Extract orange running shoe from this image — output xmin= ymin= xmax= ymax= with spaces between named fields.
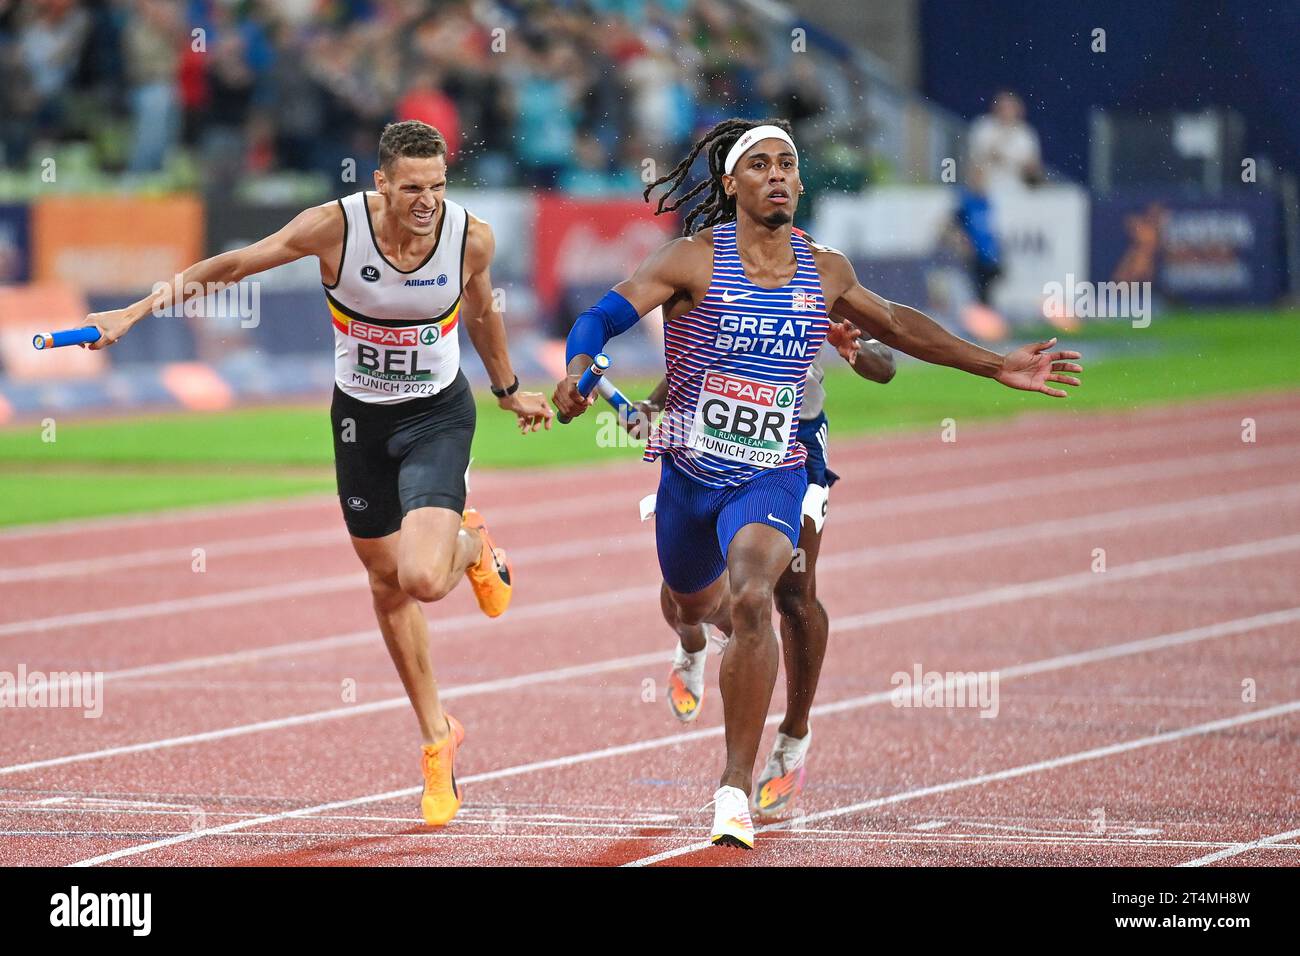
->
xmin=461 ymin=509 xmax=512 ymax=618
xmin=420 ymin=714 xmax=466 ymax=826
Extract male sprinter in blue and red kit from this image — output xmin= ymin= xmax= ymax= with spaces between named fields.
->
xmin=554 ymin=118 xmax=1082 ymax=850
xmin=632 ymin=315 xmax=895 ymax=822
xmin=83 ymin=121 xmax=551 ymax=828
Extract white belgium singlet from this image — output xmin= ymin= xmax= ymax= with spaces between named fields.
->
xmin=325 ymin=191 xmax=468 ymax=404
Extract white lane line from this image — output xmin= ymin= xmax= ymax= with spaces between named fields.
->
xmin=0 ymin=549 xmax=651 ymax=638
xmin=22 ymin=830 xmax=1300 ymax=850
xmin=1178 ymin=826 xmax=1300 ymax=867
xmin=6 ymin=435 xmax=1296 ymax=586
xmin=9 ymin=801 xmax=1294 ymax=852
xmin=0 ymin=522 xmax=648 ymax=585
xmin=26 ymin=831 xmax=1300 ymax=852
xmin=15 ymin=478 xmax=1294 ymax=697
xmin=3 ymin=804 xmax=1243 ymax=841
xmin=21 ymin=479 xmax=1299 ymax=692
xmin=65 ymin=609 xmax=1300 ymax=866
xmin=0 ymin=476 xmax=644 ymax=550
xmin=0 ymin=529 xmax=342 ymax=584
xmin=621 ymin=700 xmax=1300 ymax=866
xmin=2 ymin=808 xmax=682 ymax=828
xmin=0 ymin=574 xmax=366 ymax=638
xmin=30 ymin=830 xmax=685 ymax=844
xmin=4 ymin=439 xmax=1296 ymax=639
xmin=829 ymin=533 xmax=1300 ymax=634
xmin=0 ymin=647 xmax=666 ymax=778
xmin=81 ymin=630 xmax=383 ymax=685
xmin=830 ymin=442 xmax=1300 ymax=524
xmin=0 ymin=496 xmax=335 ymax=541
xmin=821 ymin=481 xmax=1300 ymax=572
xmin=8 ymin=528 xmax=1300 ymax=779
xmin=827 ymin=408 xmax=1300 ymax=476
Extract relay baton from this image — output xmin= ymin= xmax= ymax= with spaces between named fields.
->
xmin=595 ymin=375 xmax=649 ymax=432
xmin=33 ymin=327 xmax=101 ymax=350
xmin=592 ymin=375 xmax=658 ymax=521
xmin=557 ymin=352 xmax=611 ymax=424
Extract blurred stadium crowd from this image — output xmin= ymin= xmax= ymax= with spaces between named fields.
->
xmin=0 ymin=0 xmax=861 ymax=193
xmin=0 ymin=0 xmax=1290 ymax=424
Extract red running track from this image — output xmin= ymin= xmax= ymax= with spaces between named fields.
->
xmin=0 ymin=392 xmax=1298 ymax=867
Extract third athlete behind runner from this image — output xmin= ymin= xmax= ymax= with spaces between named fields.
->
xmin=554 ymin=117 xmax=1082 ymax=850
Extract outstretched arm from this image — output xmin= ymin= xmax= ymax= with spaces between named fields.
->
xmin=461 ymin=219 xmax=552 ymax=433
xmin=822 ymin=253 xmax=1081 ymax=397
xmin=85 ymin=202 xmax=342 ymax=349
xmin=553 ymin=235 xmax=702 ymax=420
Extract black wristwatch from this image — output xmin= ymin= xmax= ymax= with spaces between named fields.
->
xmin=490 ymin=375 xmax=519 ymax=399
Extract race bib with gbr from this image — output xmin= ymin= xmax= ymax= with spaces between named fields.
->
xmin=687 ymin=371 xmax=797 ymax=468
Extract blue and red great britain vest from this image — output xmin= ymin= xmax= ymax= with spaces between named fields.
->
xmin=644 ymin=222 xmax=830 ymax=488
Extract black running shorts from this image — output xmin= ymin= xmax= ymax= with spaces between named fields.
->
xmin=330 ymin=370 xmax=476 ymax=538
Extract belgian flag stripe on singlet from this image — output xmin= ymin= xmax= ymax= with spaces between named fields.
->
xmin=326 ymin=289 xmax=462 ymax=333
xmin=326 ymin=192 xmax=468 ymax=404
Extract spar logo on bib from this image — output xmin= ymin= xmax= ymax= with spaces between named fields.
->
xmin=689 ymin=371 xmax=797 ymax=461
xmin=348 ymin=320 xmax=438 ymax=347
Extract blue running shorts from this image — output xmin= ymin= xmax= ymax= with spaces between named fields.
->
xmin=655 ymin=453 xmax=808 ymax=595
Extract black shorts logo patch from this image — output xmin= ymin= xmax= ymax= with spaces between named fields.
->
xmin=346 ymin=496 xmax=368 ymax=511
xmin=360 ymin=265 xmax=381 ymax=282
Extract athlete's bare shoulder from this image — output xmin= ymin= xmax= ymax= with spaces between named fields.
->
xmin=222 ymin=198 xmax=345 ymax=286
xmin=611 ymin=227 xmax=712 ymax=313
xmin=647 ymin=229 xmax=713 ymax=288
xmin=807 ymin=240 xmax=856 ymax=301
xmin=284 ymin=199 xmax=346 ymax=259
xmin=464 ymin=211 xmax=495 ymax=274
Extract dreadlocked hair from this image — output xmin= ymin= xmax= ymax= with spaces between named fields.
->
xmin=643 ymin=117 xmax=795 ymax=236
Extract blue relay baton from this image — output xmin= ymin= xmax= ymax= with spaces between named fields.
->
xmin=595 ymin=375 xmax=649 ymax=433
xmin=557 ymin=352 xmax=611 ymax=424
xmin=33 ymin=327 xmax=102 ymax=350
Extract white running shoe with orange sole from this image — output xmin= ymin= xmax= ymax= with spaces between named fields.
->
xmin=752 ymin=727 xmax=812 ymax=818
xmin=667 ymin=639 xmax=708 ymax=722
xmin=709 ymin=785 xmax=755 ymax=849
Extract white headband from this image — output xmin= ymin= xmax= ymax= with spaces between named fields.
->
xmin=723 ymin=125 xmax=798 ymax=175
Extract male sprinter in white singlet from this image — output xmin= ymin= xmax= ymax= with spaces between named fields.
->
xmin=555 ymin=117 xmax=1082 ymax=850
xmin=85 ymin=121 xmax=551 ymax=828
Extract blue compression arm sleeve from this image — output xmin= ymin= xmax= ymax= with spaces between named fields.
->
xmin=566 ymin=290 xmax=640 ymax=363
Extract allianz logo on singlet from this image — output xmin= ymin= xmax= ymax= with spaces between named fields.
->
xmin=404 ymin=274 xmax=449 ymax=287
